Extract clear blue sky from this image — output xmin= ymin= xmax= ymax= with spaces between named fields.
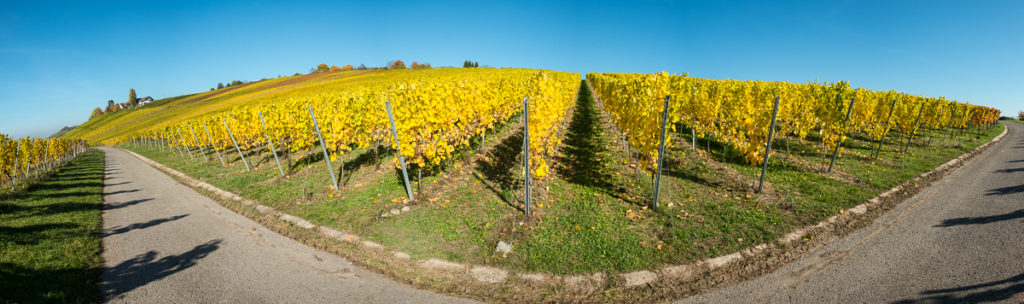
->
xmin=2 ymin=0 xmax=1021 ymax=138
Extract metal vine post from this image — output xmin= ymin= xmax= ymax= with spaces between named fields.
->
xmin=758 ymin=97 xmax=780 ymax=193
xmin=651 ymin=95 xmax=671 ymax=209
xmin=522 ymin=97 xmax=531 ymax=217
xmin=189 ymin=126 xmax=206 ymax=161
xmin=385 ymin=100 xmax=414 ymax=201
xmin=177 ymin=128 xmax=194 ymax=160
xmin=827 ymin=98 xmax=856 ymax=173
xmin=259 ymin=112 xmax=286 ymax=177
xmin=222 ymin=119 xmax=250 ymax=171
xmin=308 ymin=107 xmax=339 ymax=190
xmin=203 ymin=122 xmax=226 ymax=166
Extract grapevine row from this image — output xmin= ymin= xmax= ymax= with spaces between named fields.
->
xmin=118 ymin=68 xmax=580 ymax=179
xmin=0 ymin=135 xmax=89 ymax=190
xmin=587 ymin=72 xmax=1000 ymax=170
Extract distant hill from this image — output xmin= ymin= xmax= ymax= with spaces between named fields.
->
xmin=49 ymin=125 xmax=77 ymax=138
xmin=60 ymin=69 xmax=377 ymax=145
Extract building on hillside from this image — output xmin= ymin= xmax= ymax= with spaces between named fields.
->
xmin=137 ymin=96 xmax=154 ymax=106
xmin=118 ymin=102 xmax=130 ymax=110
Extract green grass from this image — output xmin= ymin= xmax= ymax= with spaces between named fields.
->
xmin=0 ymin=149 xmax=105 ymax=303
xmin=118 ymin=82 xmax=1004 ymax=276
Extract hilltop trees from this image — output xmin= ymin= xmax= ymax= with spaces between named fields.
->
xmin=90 ymin=107 xmax=102 ymax=119
xmin=128 ymin=88 xmax=137 ymax=107
xmin=463 ymin=60 xmax=479 ymax=68
xmin=314 ymin=63 xmax=330 ymax=73
xmin=410 ymin=61 xmax=431 ymax=69
xmin=389 ymin=60 xmax=407 ymax=70
xmin=312 ymin=63 xmax=363 ymax=73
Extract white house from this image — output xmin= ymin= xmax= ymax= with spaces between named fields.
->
xmin=137 ymin=96 xmax=154 ymax=106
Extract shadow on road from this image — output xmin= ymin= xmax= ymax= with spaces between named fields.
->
xmin=104 ymin=181 xmax=132 ymax=187
xmin=892 ymin=272 xmax=1024 ymax=303
xmin=985 ymin=184 xmax=1024 ymax=196
xmin=101 ymin=239 xmax=223 ymax=301
xmin=102 ymin=214 xmax=190 ymax=237
xmin=102 ymin=189 xmax=140 ymax=196
xmin=103 ymin=198 xmax=154 ymax=211
xmin=994 ymin=167 xmax=1024 ymax=174
xmin=935 ymin=209 xmax=1024 ymax=227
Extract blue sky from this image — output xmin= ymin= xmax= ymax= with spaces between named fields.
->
xmin=1 ymin=0 xmax=1021 ymax=138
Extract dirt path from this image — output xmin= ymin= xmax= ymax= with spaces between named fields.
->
xmin=98 ymin=147 xmax=477 ymax=303
xmin=677 ymin=121 xmax=1024 ymax=303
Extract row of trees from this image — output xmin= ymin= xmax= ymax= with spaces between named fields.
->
xmin=387 ymin=60 xmax=433 ymax=70
xmin=214 ymin=80 xmax=245 ymax=90
xmin=313 ymin=60 xmax=435 ymax=73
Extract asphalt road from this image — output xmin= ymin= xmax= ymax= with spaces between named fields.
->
xmin=679 ymin=121 xmax=1024 ymax=303
xmin=98 ymin=147 xmax=477 ymax=303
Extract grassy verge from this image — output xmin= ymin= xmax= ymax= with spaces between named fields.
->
xmin=0 ymin=149 xmax=105 ymax=303
xmin=120 ymin=84 xmax=1003 ymax=276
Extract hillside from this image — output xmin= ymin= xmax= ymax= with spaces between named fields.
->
xmin=48 ymin=125 xmax=76 ymax=138
xmin=61 ymin=70 xmax=379 ymax=145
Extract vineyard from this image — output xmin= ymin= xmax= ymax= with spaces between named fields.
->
xmin=588 ymin=72 xmax=1000 ymax=171
xmin=62 ymin=69 xmax=378 ymax=145
xmin=0 ymin=135 xmax=88 ymax=192
xmin=115 ymin=68 xmax=579 ymax=186
xmin=101 ymin=68 xmax=1005 ymax=281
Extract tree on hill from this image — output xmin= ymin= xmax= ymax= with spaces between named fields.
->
xmin=463 ymin=60 xmax=479 ymax=68
xmin=90 ymin=107 xmax=103 ymax=119
xmin=330 ymin=65 xmax=341 ymax=72
xmin=314 ymin=63 xmax=330 ymax=73
xmin=217 ymin=82 xmax=224 ymax=89
xmin=106 ymin=99 xmax=116 ymax=113
xmin=389 ymin=60 xmax=406 ymax=70
xmin=341 ymin=64 xmax=353 ymax=71
xmin=357 ymin=64 xmax=367 ymax=70
xmin=128 ymin=88 xmax=137 ymax=107
xmin=230 ymin=80 xmax=243 ymax=86
xmin=411 ymin=61 xmax=431 ymax=69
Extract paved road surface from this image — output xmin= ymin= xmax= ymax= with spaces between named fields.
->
xmin=99 ymin=147 xmax=476 ymax=303
xmin=679 ymin=121 xmax=1024 ymax=303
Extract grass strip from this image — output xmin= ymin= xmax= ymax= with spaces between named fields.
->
xmin=1 ymin=149 xmax=105 ymax=303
